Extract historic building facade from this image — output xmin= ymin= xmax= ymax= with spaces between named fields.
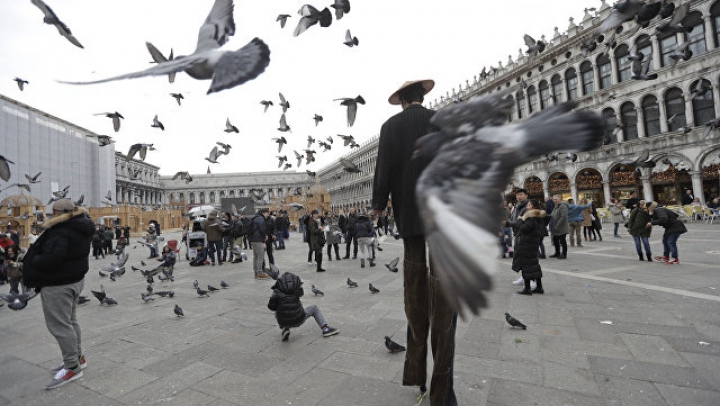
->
xmin=317 ymin=136 xmax=379 ymax=213
xmin=430 ymin=0 xmax=720 ymax=207
xmin=115 ymin=151 xmax=163 ymax=206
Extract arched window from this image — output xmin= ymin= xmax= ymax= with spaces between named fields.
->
xmin=209 ymin=191 xmax=216 ymax=203
xmin=179 ymin=192 xmax=184 ymax=201
xmin=580 ymin=61 xmax=594 ymax=94
xmin=636 ymin=35 xmax=654 ymax=72
xmin=565 ymin=68 xmax=578 ymax=100
xmin=659 ymin=34 xmax=677 ymax=67
xmin=551 ymin=74 xmax=563 ymax=103
xmin=683 ymin=11 xmax=707 ymax=56
xmin=602 ymin=108 xmax=618 ymax=143
xmin=642 ymin=95 xmax=661 ymax=136
xmin=615 ymin=44 xmax=631 ymax=82
xmin=621 ymin=102 xmax=638 ymax=140
xmin=516 ymin=90 xmax=526 ymax=119
xmin=199 ymin=192 xmax=206 ymax=204
xmin=229 ymin=190 xmax=235 ymax=198
xmin=527 ymin=86 xmax=537 ymax=113
xmin=692 ymin=79 xmax=716 ymax=124
xmin=539 ymin=80 xmax=551 ymax=109
xmin=713 ymin=1 xmax=720 ymax=47
xmin=664 ymin=88 xmax=686 ymax=131
xmin=189 ymin=192 xmax=195 ymax=204
xmin=597 ymin=53 xmax=612 ymax=89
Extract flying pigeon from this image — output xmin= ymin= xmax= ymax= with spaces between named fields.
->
xmin=369 ymin=283 xmax=380 ymax=293
xmin=30 ymin=0 xmax=83 ymax=48
xmin=385 ymin=257 xmax=399 ymax=273
xmin=565 ymin=152 xmax=578 ymax=162
xmin=311 ymin=284 xmax=324 ymax=296
xmin=288 ymin=202 xmax=304 ymax=211
xmin=127 ymin=143 xmax=155 ymax=161
xmin=1 ymin=183 xmax=31 ymax=193
xmin=129 ymin=169 xmax=142 ymax=180
xmin=343 ymin=29 xmax=358 ymax=47
xmin=347 ymin=278 xmax=358 ymax=288
xmin=93 ymin=134 xmax=113 ymax=147
xmin=656 ymin=2 xmax=692 ymax=35
xmin=174 ymin=304 xmax=184 ymax=317
xmin=330 ymin=0 xmax=351 ymax=20
xmin=147 ymin=44 xmax=176 ymax=83
xmin=276 ymin=155 xmax=288 ymax=168
xmin=59 ymin=0 xmax=271 ymax=94
xmin=170 ymin=93 xmax=184 ymax=105
xmin=659 ymin=0 xmax=675 ymax=19
xmin=413 ymin=92 xmax=604 ymax=315
xmin=313 ymin=114 xmax=323 ymax=126
xmin=0 ymin=155 xmax=15 ymax=182
xmin=523 ymin=34 xmax=545 ymax=64
xmin=306 ymin=136 xmax=316 ymax=148
xmin=631 ymin=54 xmax=657 ymax=81
xmin=334 ymin=96 xmax=365 ymax=127
xmin=278 ymin=113 xmax=291 ymax=132
xmin=172 ymin=171 xmax=193 ymax=183
xmin=318 ymin=141 xmax=331 ymax=152
xmin=304 ymin=149 xmax=317 ymax=165
xmin=339 ymin=158 xmax=361 ymax=173
xmin=293 ymin=4 xmax=333 ymax=37
xmin=689 ymin=80 xmax=711 ymax=100
xmin=337 ymin=134 xmax=354 ymax=146
xmin=384 ymin=336 xmax=406 ymax=353
xmin=619 ymin=149 xmax=655 ymax=168
xmin=668 ymin=40 xmax=694 ymax=70
xmin=260 ymin=100 xmax=273 ymax=112
xmin=278 ymin=92 xmax=291 ymax=112
xmin=505 ymin=312 xmax=527 ymax=330
xmin=277 ymin=14 xmax=291 ymax=28
xmin=306 ymin=170 xmax=316 ymax=178
xmin=224 ymin=118 xmax=239 ymax=133
xmin=151 ymin=115 xmax=165 ymax=131
xmin=95 ymin=112 xmax=124 ymax=132
xmin=0 ymin=290 xmax=38 ymax=311
xmin=206 ymin=146 xmax=222 ymax=163
xmin=273 ymin=137 xmax=287 ymax=152
xmin=13 ymin=77 xmax=29 ymax=91
xmin=596 ymin=0 xmax=646 ymax=35
xmin=294 ymin=150 xmax=304 ymax=167
xmin=703 ymin=118 xmax=720 ymax=139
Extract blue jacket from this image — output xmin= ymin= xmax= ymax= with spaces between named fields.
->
xmin=567 ymin=203 xmax=592 ymax=223
xmin=249 ymin=213 xmax=269 ymax=243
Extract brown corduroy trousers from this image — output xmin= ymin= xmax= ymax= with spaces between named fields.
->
xmin=402 ymin=236 xmax=458 ymax=406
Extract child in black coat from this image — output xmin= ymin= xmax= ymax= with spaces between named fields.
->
xmin=268 ymin=271 xmax=339 ymax=341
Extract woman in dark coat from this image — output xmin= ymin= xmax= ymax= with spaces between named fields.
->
xmin=509 ymin=200 xmax=546 ymax=295
xmin=627 ymin=200 xmax=653 ymax=261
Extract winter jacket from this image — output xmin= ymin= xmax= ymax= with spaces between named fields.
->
xmin=372 ymin=104 xmax=436 ymax=238
xmin=275 ymin=215 xmax=289 ymax=233
xmin=345 ymin=212 xmax=359 ymax=235
xmin=240 ymin=216 xmax=251 ymax=236
xmin=581 ymin=208 xmax=594 ymax=227
xmin=249 ymin=213 xmax=269 ymax=243
xmin=355 ymin=215 xmax=374 ymax=238
xmin=3 ymin=251 xmax=24 ymax=279
xmin=550 ymin=202 xmax=569 ymax=236
xmin=324 ymin=216 xmax=342 ymax=245
xmin=23 ymin=207 xmax=94 ymax=289
xmin=103 ymin=228 xmax=114 ymax=242
xmin=338 ymin=215 xmax=347 ymax=233
xmin=651 ymin=207 xmax=688 ymax=238
xmin=567 ymin=203 xmax=592 ymax=223
xmin=268 ymin=272 xmax=307 ymax=328
xmin=203 ymin=213 xmax=226 ymax=242
xmin=510 ymin=199 xmax=529 ymax=222
xmin=308 ymin=217 xmax=325 ymax=250
xmin=627 ymin=207 xmax=652 ymax=238
xmin=608 ymin=203 xmax=625 ymax=224
xmin=511 ymin=209 xmax=545 ymax=280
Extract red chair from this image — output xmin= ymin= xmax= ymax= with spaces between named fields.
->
xmin=167 ymin=239 xmax=180 ymax=257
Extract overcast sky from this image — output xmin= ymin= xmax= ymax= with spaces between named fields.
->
xmin=1 ymin=0 xmax=597 ymax=176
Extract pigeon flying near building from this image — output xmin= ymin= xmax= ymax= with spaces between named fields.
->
xmin=127 ymin=143 xmax=155 ymax=161
xmin=59 ymin=0 xmax=271 ymax=94
xmin=95 ymin=112 xmax=124 ymax=132
xmin=30 ymin=0 xmax=84 ymax=48
xmin=13 ymin=78 xmax=29 ymax=91
xmin=334 ymin=96 xmax=365 ymax=127
xmin=413 ymin=92 xmax=605 ymax=315
xmin=339 ymin=158 xmax=361 ymax=173
xmin=172 ymin=171 xmax=193 ymax=183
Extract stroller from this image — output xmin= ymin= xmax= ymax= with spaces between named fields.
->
xmin=186 ymin=218 xmax=207 ymax=261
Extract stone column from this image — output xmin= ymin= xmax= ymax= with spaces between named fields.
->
xmin=684 ymin=97 xmax=695 ymax=125
xmin=690 ymin=171 xmax=705 ymax=206
xmin=570 ymin=182 xmax=578 ymax=202
xmin=650 ymin=35 xmax=662 ymax=72
xmin=603 ymin=181 xmax=612 ymax=203
xmin=658 ymin=98 xmax=669 ymax=133
xmin=609 ymin=49 xmax=619 ymax=84
xmin=636 ymin=106 xmax=647 ymax=138
xmin=641 ymin=175 xmax=653 ymax=202
xmin=704 ymin=16 xmax=715 ymax=52
xmin=543 ymin=179 xmax=550 ymax=200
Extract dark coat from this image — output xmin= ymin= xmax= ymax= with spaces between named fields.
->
xmin=550 ymin=202 xmax=569 ymax=236
xmin=627 ymin=207 xmax=652 ymax=238
xmin=275 ymin=215 xmax=289 ymax=232
xmin=355 ymin=215 xmax=374 ymax=238
xmin=249 ymin=213 xmax=269 ymax=243
xmin=345 ymin=212 xmax=358 ymax=235
xmin=372 ymin=104 xmax=436 ymax=238
xmin=308 ymin=217 xmax=325 ymax=250
xmin=268 ymin=272 xmax=307 ymax=328
xmin=338 ymin=215 xmax=347 ymax=233
xmin=651 ymin=207 xmax=687 ymax=238
xmin=23 ymin=207 xmax=94 ymax=289
xmin=203 ymin=213 xmax=225 ymax=242
xmin=511 ymin=209 xmax=545 ymax=281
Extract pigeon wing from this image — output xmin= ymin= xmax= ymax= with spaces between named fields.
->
xmin=668 ymin=2 xmax=689 ymax=26
xmin=139 ymin=145 xmax=148 ymax=161
xmin=147 ymin=42 xmax=168 ymax=63
xmin=195 ymin=0 xmax=236 ymax=52
xmin=207 ymin=38 xmax=271 ymax=94
xmin=523 ymin=34 xmax=536 ymax=48
xmin=347 ymin=103 xmax=357 ymax=127
xmin=339 ymin=158 xmax=359 ymax=172
xmin=127 ymin=144 xmax=140 ymax=161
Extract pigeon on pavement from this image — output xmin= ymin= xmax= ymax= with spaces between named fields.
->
xmin=311 ymin=284 xmax=324 ymax=296
xmin=207 ymin=285 xmax=219 ymax=292
xmin=369 ymin=283 xmax=380 ymax=293
xmin=174 ymin=304 xmax=184 ymax=317
xmin=384 ymin=336 xmax=406 ymax=353
xmin=197 ymin=287 xmax=210 ymax=297
xmin=221 ymin=281 xmax=229 ymax=288
xmin=347 ymin=278 xmax=358 ymax=288
xmin=505 ymin=312 xmax=527 ymax=330
xmin=385 ymin=257 xmax=399 ymax=273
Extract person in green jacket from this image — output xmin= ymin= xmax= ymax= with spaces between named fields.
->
xmin=627 ymin=200 xmax=652 ymax=261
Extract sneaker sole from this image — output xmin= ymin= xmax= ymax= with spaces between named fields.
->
xmin=46 ymin=370 xmax=83 ymax=389
xmin=322 ymin=330 xmax=339 ymax=337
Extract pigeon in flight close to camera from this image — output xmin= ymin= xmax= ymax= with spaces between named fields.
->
xmin=0 ymin=156 xmax=15 ymax=182
xmin=172 ymin=171 xmax=193 ymax=183
xmin=30 ymin=0 xmax=84 ymax=48
xmin=330 ymin=0 xmax=351 ymax=20
xmin=335 ymin=96 xmax=365 ymax=127
xmin=293 ymin=4 xmax=333 ymax=37
xmin=59 ymin=0 xmax=271 ymax=94
xmin=127 ymin=143 xmax=155 ymax=162
xmin=339 ymin=158 xmax=361 ymax=173
xmin=413 ymin=92 xmax=604 ymax=315
xmin=147 ymin=44 xmax=176 ymax=83
xmin=385 ymin=257 xmax=399 ymax=273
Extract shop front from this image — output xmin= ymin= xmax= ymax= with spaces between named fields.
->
xmin=575 ymin=169 xmax=605 ymax=207
xmin=701 ymin=152 xmax=720 ymax=201
xmin=524 ymin=176 xmax=544 ymax=201
xmin=548 ymin=172 xmax=571 ymax=201
xmin=650 ymin=158 xmax=692 ymax=205
xmin=609 ymin=164 xmax=641 ymax=207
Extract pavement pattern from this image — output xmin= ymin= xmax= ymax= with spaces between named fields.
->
xmin=1 ymin=221 xmax=719 ymax=406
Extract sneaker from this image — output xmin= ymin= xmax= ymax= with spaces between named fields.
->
xmin=512 ymin=276 xmax=524 ymax=286
xmin=45 ymin=367 xmax=83 ymax=389
xmin=254 ymin=273 xmax=270 ymax=280
xmin=665 ymin=258 xmax=680 ymax=265
xmin=281 ymin=328 xmax=290 ymax=341
xmin=322 ymin=326 xmax=339 ymax=337
xmin=654 ymin=256 xmax=669 ymax=262
xmin=52 ymin=355 xmax=87 ymax=373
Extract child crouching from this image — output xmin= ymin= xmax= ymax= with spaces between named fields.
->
xmin=268 ymin=271 xmax=339 ymax=341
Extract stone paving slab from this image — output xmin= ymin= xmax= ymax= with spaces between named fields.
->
xmin=1 ymin=223 xmax=719 ymax=405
